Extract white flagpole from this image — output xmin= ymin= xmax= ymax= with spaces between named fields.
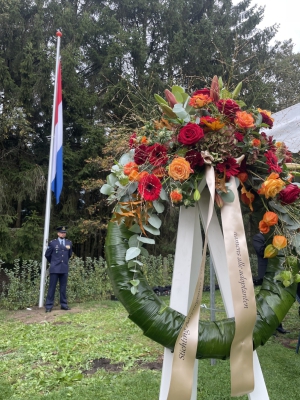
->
xmin=39 ymin=31 xmax=62 ymax=308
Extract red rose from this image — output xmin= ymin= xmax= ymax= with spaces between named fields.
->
xmin=185 ymin=149 xmax=204 ymax=169
xmin=147 ymin=144 xmax=168 ymax=166
xmin=279 ymin=184 xmax=300 ymax=204
xmin=134 ymin=144 xmax=149 ymax=165
xmin=216 ymin=99 xmax=240 ymax=120
xmin=178 ymin=123 xmax=204 ymax=145
xmin=191 ymin=88 xmax=210 ymax=97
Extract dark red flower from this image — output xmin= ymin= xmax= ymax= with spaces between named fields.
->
xmin=265 ymin=150 xmax=282 ymax=173
xmin=185 ymin=150 xmax=204 ymax=169
xmin=147 ymin=144 xmax=168 ymax=166
xmin=138 ymin=174 xmax=162 ymax=201
xmin=178 ymin=123 xmax=204 ymax=145
xmin=191 ymin=88 xmax=210 ymax=97
xmin=279 ymin=184 xmax=300 ymax=204
xmin=260 ymin=111 xmax=274 ymax=128
xmin=234 ymin=132 xmax=244 ymax=142
xmin=129 ymin=132 xmax=137 ymax=148
xmin=261 ymin=132 xmax=276 ymax=152
xmin=134 ymin=144 xmax=149 ymax=165
xmin=216 ymin=99 xmax=240 ymax=120
xmin=216 ymin=157 xmax=240 ymax=178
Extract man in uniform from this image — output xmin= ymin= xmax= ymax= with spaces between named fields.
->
xmin=45 ymin=226 xmax=72 ymax=312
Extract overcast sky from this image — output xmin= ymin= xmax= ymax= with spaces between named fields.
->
xmin=232 ymin=0 xmax=300 ymax=52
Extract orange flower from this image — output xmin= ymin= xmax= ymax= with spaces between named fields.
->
xmin=124 ymin=162 xmax=139 ymax=176
xmin=262 ymin=211 xmax=278 ymax=226
xmin=129 ymin=170 xmax=149 ymax=182
xmin=170 ymin=190 xmax=183 ymax=203
xmin=258 ymin=220 xmax=270 ymax=234
xmin=168 ymin=157 xmax=193 ymax=181
xmin=152 ymin=167 xmax=166 ymax=180
xmin=235 ymin=111 xmax=255 ymax=129
xmin=237 ymin=172 xmax=248 ymax=183
xmin=273 ymin=235 xmax=287 ymax=250
xmin=200 ymin=116 xmax=225 ymax=131
xmin=189 ymin=94 xmax=213 ymax=108
xmin=252 ymin=138 xmax=261 ymax=147
xmin=258 ymin=174 xmax=285 ymax=199
xmin=264 ymin=244 xmax=278 ymax=258
xmin=140 ymin=136 xmax=148 ymax=144
xmin=275 ymin=141 xmax=282 ymax=148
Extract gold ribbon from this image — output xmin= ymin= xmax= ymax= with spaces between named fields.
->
xmin=220 ymin=177 xmax=257 ymax=396
xmin=167 ymin=166 xmax=215 ymax=400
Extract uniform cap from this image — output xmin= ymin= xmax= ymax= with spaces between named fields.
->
xmin=57 ymin=226 xmax=67 ymax=233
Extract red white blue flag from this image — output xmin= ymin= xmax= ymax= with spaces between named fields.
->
xmin=51 ymin=60 xmax=63 ymax=203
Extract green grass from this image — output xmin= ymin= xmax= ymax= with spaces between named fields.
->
xmin=0 ymin=292 xmax=300 ymax=399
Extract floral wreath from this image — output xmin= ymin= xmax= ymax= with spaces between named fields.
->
xmin=102 ymin=76 xmax=300 ymax=361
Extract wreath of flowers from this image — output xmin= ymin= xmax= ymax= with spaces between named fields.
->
xmin=102 ymin=76 xmax=300 ymax=358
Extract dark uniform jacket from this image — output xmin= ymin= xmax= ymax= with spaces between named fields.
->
xmin=45 ymin=239 xmax=72 ymax=274
xmin=252 ymin=232 xmax=268 ymax=279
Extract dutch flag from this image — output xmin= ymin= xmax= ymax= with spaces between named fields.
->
xmin=51 ymin=60 xmax=63 ymax=204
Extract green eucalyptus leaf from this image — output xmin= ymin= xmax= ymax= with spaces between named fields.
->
xmin=153 ymin=200 xmax=165 ymax=213
xmin=100 ymin=184 xmax=113 ymax=195
xmin=128 ymin=234 xmax=139 ymax=247
xmin=219 ymin=189 xmax=234 ymax=203
xmin=159 ymin=187 xmax=169 ymax=201
xmin=129 ymin=224 xmax=142 ymax=233
xmin=137 ymin=236 xmax=155 ymax=244
xmin=119 ymin=150 xmax=134 ymax=165
xmin=148 ymin=214 xmax=162 ymax=229
xmin=143 ymin=225 xmax=160 ymax=235
xmin=131 ymin=286 xmax=139 ymax=295
xmin=125 ymin=247 xmax=141 ymax=261
xmin=140 ymin=247 xmax=149 ymax=257
xmin=107 ymin=173 xmax=118 ymax=187
xmin=269 ymin=200 xmax=287 ymax=214
xmin=173 ymin=104 xmax=190 ymax=121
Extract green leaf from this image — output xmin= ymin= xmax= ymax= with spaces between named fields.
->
xmin=172 ymin=85 xmax=185 ymax=93
xmin=255 ymin=113 xmax=263 ymax=126
xmin=107 ymin=173 xmax=118 ymax=187
xmin=173 ymin=104 xmax=190 ymax=121
xmin=100 ymin=184 xmax=113 ymax=195
xmin=119 ymin=151 xmax=134 ymax=165
xmin=269 ymin=200 xmax=287 ymax=214
xmin=143 ymin=225 xmax=160 ymax=235
xmin=159 ymin=187 xmax=169 ymax=201
xmin=140 ymin=247 xmax=149 ymax=257
xmin=137 ymin=236 xmax=155 ymax=244
xmin=128 ymin=234 xmax=139 ymax=247
xmin=130 ymin=279 xmax=140 ymax=286
xmin=160 ymin=104 xmax=177 ymax=119
xmin=173 ymin=91 xmax=183 ymax=103
xmin=154 ymin=94 xmax=168 ymax=105
xmin=131 ymin=286 xmax=139 ymax=295
xmin=125 ymin=247 xmax=141 ymax=261
xmin=153 ymin=200 xmax=165 ymax=213
xmin=129 ymin=224 xmax=142 ymax=233
xmin=148 ymin=214 xmax=162 ymax=229
xmin=231 ymin=81 xmax=242 ymax=99
xmin=220 ymin=88 xmax=232 ymax=99
xmin=219 ymin=189 xmax=234 ymax=203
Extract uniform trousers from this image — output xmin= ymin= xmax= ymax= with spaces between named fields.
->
xmin=45 ymin=273 xmax=68 ymax=309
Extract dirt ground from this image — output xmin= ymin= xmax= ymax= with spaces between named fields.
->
xmin=8 ymin=305 xmax=85 ymax=324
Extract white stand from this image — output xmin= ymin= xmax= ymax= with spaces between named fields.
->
xmin=159 ymin=188 xmax=269 ymax=400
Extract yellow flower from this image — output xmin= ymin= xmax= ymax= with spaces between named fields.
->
xmin=258 ymin=173 xmax=285 ymax=199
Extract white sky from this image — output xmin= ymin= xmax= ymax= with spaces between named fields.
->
xmin=232 ymin=0 xmax=300 ymax=53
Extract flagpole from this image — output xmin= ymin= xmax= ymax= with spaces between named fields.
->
xmin=39 ymin=31 xmax=62 ymax=308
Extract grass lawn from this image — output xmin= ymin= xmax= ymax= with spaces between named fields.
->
xmin=1 ymin=291 xmax=300 ymax=399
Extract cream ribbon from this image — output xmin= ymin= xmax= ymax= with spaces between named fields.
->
xmin=167 ymin=165 xmax=215 ymax=400
xmin=220 ymin=177 xmax=257 ymax=396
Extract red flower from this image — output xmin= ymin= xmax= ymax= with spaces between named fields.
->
xmin=191 ymin=88 xmax=210 ymax=97
xmin=265 ymin=150 xmax=282 ymax=173
xmin=258 ymin=109 xmax=274 ymax=128
xmin=129 ymin=133 xmax=137 ymax=148
xmin=134 ymin=144 xmax=149 ymax=165
xmin=178 ymin=123 xmax=204 ymax=145
xmin=138 ymin=174 xmax=162 ymax=201
xmin=234 ymin=132 xmax=244 ymax=142
xmin=216 ymin=99 xmax=240 ymax=120
xmin=147 ymin=144 xmax=168 ymax=166
xmin=185 ymin=149 xmax=204 ymax=169
xmin=279 ymin=184 xmax=300 ymax=204
xmin=216 ymin=157 xmax=240 ymax=178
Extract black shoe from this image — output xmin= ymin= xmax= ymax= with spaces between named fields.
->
xmin=45 ymin=308 xmax=52 ymax=313
xmin=61 ymin=306 xmax=71 ymax=310
xmin=276 ymin=326 xmax=290 ymax=334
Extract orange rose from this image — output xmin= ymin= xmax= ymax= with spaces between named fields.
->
xmin=273 ymin=235 xmax=287 ymax=250
xmin=264 ymin=244 xmax=278 ymax=258
xmin=168 ymin=157 xmax=193 ymax=181
xmin=263 ymin=211 xmax=278 ymax=226
xmin=258 ymin=220 xmax=270 ymax=234
xmin=152 ymin=167 xmax=166 ymax=180
xmin=170 ymin=190 xmax=183 ymax=203
xmin=189 ymin=94 xmax=213 ymax=108
xmin=258 ymin=175 xmax=285 ymax=199
xmin=235 ymin=111 xmax=255 ymax=129
xmin=252 ymin=138 xmax=261 ymax=147
xmin=124 ymin=162 xmax=139 ymax=176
